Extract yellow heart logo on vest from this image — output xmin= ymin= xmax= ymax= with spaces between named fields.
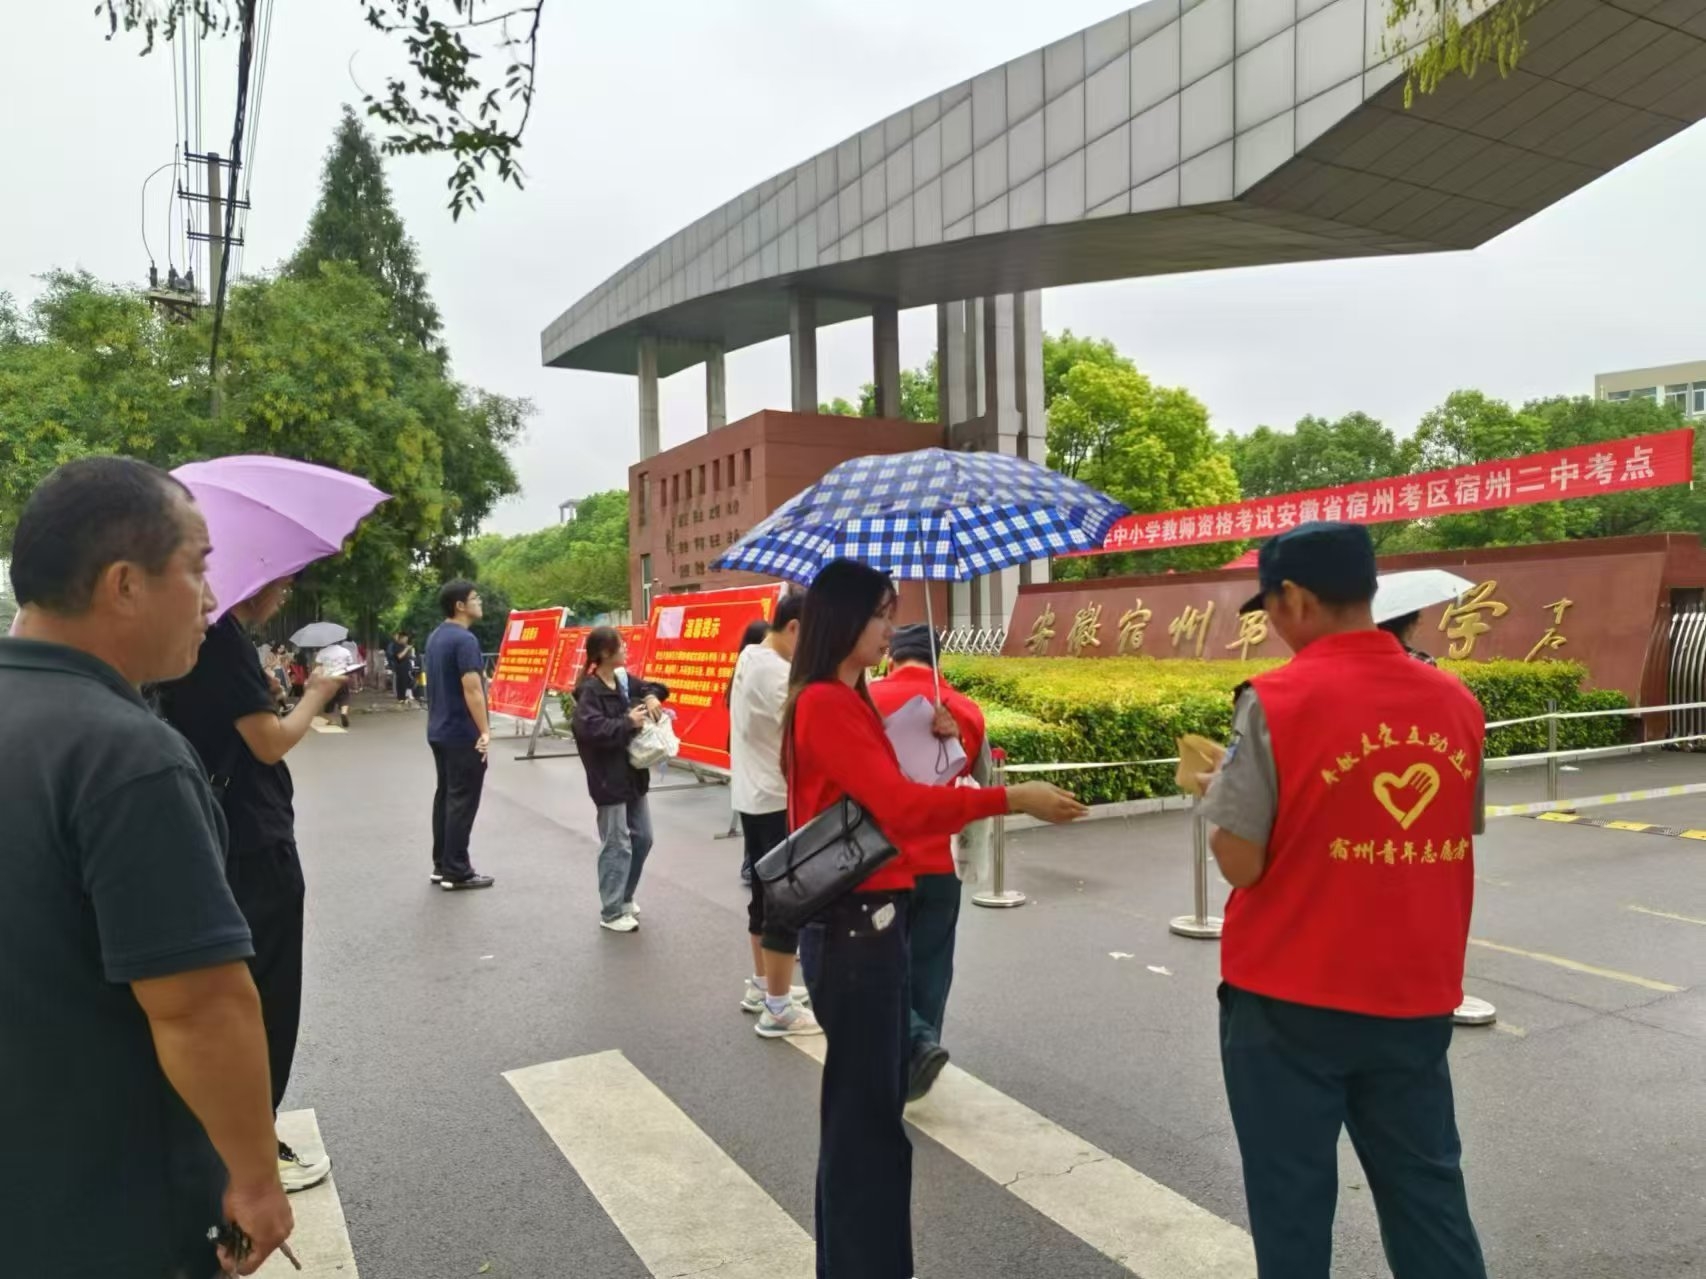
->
xmin=1372 ymin=763 xmax=1441 ymax=830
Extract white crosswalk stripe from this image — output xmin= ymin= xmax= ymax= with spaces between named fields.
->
xmin=787 ymin=1036 xmax=1255 ymax=1279
xmin=259 ymin=1108 xmax=359 ymax=1277
xmin=504 ymin=1050 xmax=816 ymax=1278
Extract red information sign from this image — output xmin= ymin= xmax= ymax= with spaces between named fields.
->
xmin=547 ymin=624 xmax=650 ymax=694
xmin=487 ymin=607 xmax=566 ymax=720
xmin=1094 ymin=428 xmax=1695 ymax=554
xmin=643 ymin=584 xmax=785 ymax=770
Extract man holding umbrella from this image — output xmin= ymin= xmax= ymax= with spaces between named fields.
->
xmin=160 ymin=455 xmax=386 ymax=1194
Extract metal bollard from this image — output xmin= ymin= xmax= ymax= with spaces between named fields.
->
xmin=972 ymin=749 xmax=1027 ymax=909
xmin=1168 ymin=801 xmax=1223 ymax=939
xmin=1545 ymin=698 xmax=1560 ymax=804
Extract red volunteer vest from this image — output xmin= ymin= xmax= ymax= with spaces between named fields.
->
xmin=1222 ymin=629 xmax=1484 ymax=1018
xmin=868 ymin=667 xmax=986 ymax=877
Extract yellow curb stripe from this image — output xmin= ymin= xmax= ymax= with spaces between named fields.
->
xmin=1603 ymin=820 xmax=1655 ymax=831
xmin=1468 ymin=938 xmax=1683 ymax=993
xmin=1628 ymin=904 xmax=1706 ymax=928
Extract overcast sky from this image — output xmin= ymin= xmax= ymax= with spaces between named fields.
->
xmin=4 ymin=1 xmax=1703 ymax=535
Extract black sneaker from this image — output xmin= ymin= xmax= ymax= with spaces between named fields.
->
xmin=441 ymin=873 xmax=495 ymax=891
xmin=907 ymin=1044 xmax=950 ymax=1103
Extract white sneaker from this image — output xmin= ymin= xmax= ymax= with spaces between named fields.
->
xmin=278 ymin=1140 xmax=331 ymax=1193
xmin=600 ymin=914 xmax=640 ymax=933
xmin=755 ymin=1002 xmax=823 ymax=1038
xmin=741 ymin=976 xmax=809 ymax=1013
xmin=623 ymin=901 xmax=641 ymax=918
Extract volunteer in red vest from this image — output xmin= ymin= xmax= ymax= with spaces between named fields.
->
xmin=869 ymin=623 xmax=987 ymax=1100
xmin=1201 ymin=522 xmax=1488 ymax=1279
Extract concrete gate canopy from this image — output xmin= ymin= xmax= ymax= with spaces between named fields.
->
xmin=542 ymin=0 xmax=1706 ymax=383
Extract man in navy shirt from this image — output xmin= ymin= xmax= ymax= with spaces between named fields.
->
xmin=426 ymin=580 xmax=494 ymax=889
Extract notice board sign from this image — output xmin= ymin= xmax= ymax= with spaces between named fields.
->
xmin=546 ymin=625 xmax=651 ymax=695
xmin=644 ymin=585 xmax=785 ymax=770
xmin=487 ymin=608 xmax=566 ymax=720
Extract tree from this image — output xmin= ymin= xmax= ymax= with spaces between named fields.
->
xmin=288 ymin=107 xmax=445 ymax=357
xmin=1042 ymin=330 xmax=1132 ymax=410
xmin=1384 ymin=0 xmax=1549 ymax=109
xmin=819 ymin=355 xmax=940 ymax=424
xmin=471 ymin=490 xmax=632 ymax=618
xmin=1225 ymin=412 xmax=1415 ymax=547
xmin=1046 ymin=359 xmax=1241 ymax=575
xmin=102 ymin=1 xmax=541 ymax=217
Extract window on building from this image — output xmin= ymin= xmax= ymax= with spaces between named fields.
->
xmin=637 ymin=472 xmax=648 ymax=527
xmin=672 ymin=474 xmax=680 ymax=504
xmin=659 ymin=478 xmax=668 ymax=509
xmin=698 ymin=464 xmax=707 ymax=496
xmin=742 ymin=448 xmax=753 ymax=483
xmin=1693 ymin=383 xmax=1706 ymax=417
xmin=712 ymin=459 xmax=721 ymax=491
xmin=1606 ymin=390 xmax=1631 ymax=402
xmin=640 ymin=555 xmax=653 ymax=619
xmin=727 ymin=454 xmax=736 ymax=488
xmin=1666 ymin=383 xmax=1690 ymax=413
xmin=1633 ymin=386 xmax=1658 ymax=402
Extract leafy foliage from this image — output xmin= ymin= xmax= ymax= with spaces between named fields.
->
xmin=820 ymin=355 xmax=939 ymax=423
xmin=468 ymin=490 xmax=631 ymax=618
xmin=945 ymin=654 xmax=1628 ymax=805
xmin=1225 ymin=412 xmax=1415 ymax=548
xmin=98 ymin=1 xmax=541 ymax=217
xmin=1384 ymin=0 xmax=1549 ymax=109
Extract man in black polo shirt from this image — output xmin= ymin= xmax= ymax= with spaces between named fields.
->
xmin=0 ymin=457 xmax=291 ymax=1276
xmin=161 ymin=578 xmax=344 ymax=1192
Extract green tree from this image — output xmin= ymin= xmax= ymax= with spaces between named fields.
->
xmin=288 ymin=107 xmax=445 ymax=357
xmin=1042 ymin=330 xmax=1132 ymax=409
xmin=1047 ymin=360 xmax=1241 ymax=575
xmin=819 ymin=355 xmax=940 ymax=423
xmin=472 ymin=490 xmax=632 ymax=618
xmin=1225 ymin=411 xmax=1415 ymax=547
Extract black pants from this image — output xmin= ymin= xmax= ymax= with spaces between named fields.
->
xmin=431 ymin=742 xmax=486 ymax=880
xmin=1219 ymin=984 xmax=1487 ymax=1279
xmin=394 ymin=668 xmax=412 ymax=701
xmin=799 ymin=891 xmax=913 ymax=1279
xmin=226 ymin=840 xmax=305 ymax=1115
xmin=740 ymin=809 xmax=797 ymax=954
xmin=908 ymin=871 xmax=961 ymax=1054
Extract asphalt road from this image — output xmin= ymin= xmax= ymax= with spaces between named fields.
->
xmin=282 ymin=703 xmax=1706 ymax=1278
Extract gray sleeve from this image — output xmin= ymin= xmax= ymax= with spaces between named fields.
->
xmin=76 ymin=766 xmax=254 ymax=984
xmin=1200 ymin=689 xmax=1279 ymax=846
xmin=1473 ymin=753 xmax=1486 ymax=836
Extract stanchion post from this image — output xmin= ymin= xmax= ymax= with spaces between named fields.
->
xmin=973 ymin=748 xmax=1026 ymax=909
xmin=1168 ymin=799 xmax=1223 ymax=939
xmin=1545 ymin=698 xmax=1559 ymax=804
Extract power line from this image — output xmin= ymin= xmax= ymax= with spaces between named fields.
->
xmin=207 ymin=0 xmax=259 ymax=391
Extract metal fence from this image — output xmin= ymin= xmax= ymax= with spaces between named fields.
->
xmin=1669 ymin=602 xmax=1706 ymax=745
xmin=938 ymin=627 xmax=1008 ymax=656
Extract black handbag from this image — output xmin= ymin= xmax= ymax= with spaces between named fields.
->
xmin=755 ymin=796 xmax=900 ymax=930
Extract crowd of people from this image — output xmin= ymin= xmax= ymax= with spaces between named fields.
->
xmin=0 ymin=454 xmax=1493 ymax=1279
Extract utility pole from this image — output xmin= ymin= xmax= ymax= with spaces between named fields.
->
xmin=206 ymin=151 xmax=225 ymax=418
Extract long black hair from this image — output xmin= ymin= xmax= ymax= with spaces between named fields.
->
xmin=585 ymin=625 xmax=622 ymax=675
xmin=779 ymin=559 xmax=895 ymax=775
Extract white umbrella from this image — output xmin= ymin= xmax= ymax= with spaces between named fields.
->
xmin=1372 ymin=569 xmax=1475 ymax=625
xmin=290 ymin=621 xmax=349 ymax=648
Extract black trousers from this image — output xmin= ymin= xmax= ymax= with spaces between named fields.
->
xmin=799 ymin=891 xmax=913 ymax=1279
xmin=226 ymin=839 xmax=305 ymax=1115
xmin=907 ymin=871 xmax=962 ymax=1054
xmin=1219 ymin=984 xmax=1487 ymax=1279
xmin=431 ymin=742 xmax=486 ymax=880
xmin=740 ymin=809 xmax=797 ymax=954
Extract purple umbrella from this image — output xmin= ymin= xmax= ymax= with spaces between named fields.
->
xmin=173 ymin=456 xmax=389 ymax=621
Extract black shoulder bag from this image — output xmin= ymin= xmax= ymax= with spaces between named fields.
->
xmin=754 ymin=716 xmax=900 ymax=930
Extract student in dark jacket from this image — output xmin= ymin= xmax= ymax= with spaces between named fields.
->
xmin=571 ymin=626 xmax=670 ymax=934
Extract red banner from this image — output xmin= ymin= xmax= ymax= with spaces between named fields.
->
xmin=643 ymin=584 xmax=785 ymax=770
xmin=1095 ymin=428 xmax=1695 ymax=553
xmin=547 ymin=624 xmax=650 ymax=694
xmin=488 ymin=608 xmax=566 ymax=720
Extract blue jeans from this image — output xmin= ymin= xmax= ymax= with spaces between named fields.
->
xmin=908 ymin=872 xmax=962 ymax=1053
xmin=799 ymin=891 xmax=914 ymax=1279
xmin=595 ymin=795 xmax=653 ymax=921
xmin=1219 ymin=984 xmax=1487 ymax=1279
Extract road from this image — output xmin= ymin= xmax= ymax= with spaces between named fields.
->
xmin=271 ymin=702 xmax=1706 ymax=1278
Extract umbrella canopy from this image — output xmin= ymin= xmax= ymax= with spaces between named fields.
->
xmin=173 ymin=456 xmax=388 ymax=622
xmin=1372 ymin=569 xmax=1475 ymax=625
xmin=711 ymin=448 xmax=1129 ymax=586
xmin=290 ymin=621 xmax=350 ymax=649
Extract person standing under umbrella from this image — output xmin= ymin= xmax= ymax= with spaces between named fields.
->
xmin=425 ymin=582 xmax=496 ymax=890
xmin=160 ymin=577 xmax=344 ymax=1194
xmin=785 ymin=559 xmax=1088 ymax=1278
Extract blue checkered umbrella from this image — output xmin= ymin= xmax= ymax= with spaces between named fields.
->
xmin=712 ymin=448 xmax=1129 ymax=586
xmin=712 ymin=449 xmax=1127 ymax=699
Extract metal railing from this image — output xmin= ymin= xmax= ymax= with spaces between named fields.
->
xmin=939 ymin=627 xmax=1008 ymax=656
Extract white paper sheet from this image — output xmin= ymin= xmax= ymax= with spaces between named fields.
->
xmin=883 ymin=693 xmax=967 ymax=786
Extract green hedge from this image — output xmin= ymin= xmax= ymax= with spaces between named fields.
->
xmin=944 ymin=655 xmax=1631 ymax=805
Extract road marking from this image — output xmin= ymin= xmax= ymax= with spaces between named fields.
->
xmin=1628 ymin=904 xmax=1706 ymax=928
xmin=1535 ymin=813 xmax=1583 ymax=823
xmin=1603 ymin=820 xmax=1654 ymax=831
xmin=787 ymin=1037 xmax=1254 ymax=1278
xmin=1467 ymin=938 xmax=1683 ymax=993
xmin=1488 ymin=780 xmax=1706 ymax=818
xmin=260 ymin=1109 xmax=358 ymax=1277
xmin=505 ymin=1050 xmax=815 ymax=1278
xmin=1681 ymin=830 xmax=1706 ymax=841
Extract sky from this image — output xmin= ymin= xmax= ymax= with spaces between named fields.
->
xmin=3 ymin=1 xmax=1703 ymax=536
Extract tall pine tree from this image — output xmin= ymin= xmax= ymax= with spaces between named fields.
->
xmin=288 ymin=106 xmax=444 ymax=358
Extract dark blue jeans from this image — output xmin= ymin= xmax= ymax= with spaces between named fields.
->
xmin=908 ymin=872 xmax=962 ymax=1053
xmin=799 ymin=891 xmax=913 ymax=1279
xmin=1219 ymin=984 xmax=1487 ymax=1279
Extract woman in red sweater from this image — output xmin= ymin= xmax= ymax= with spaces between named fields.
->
xmin=783 ymin=559 xmax=1086 ymax=1278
